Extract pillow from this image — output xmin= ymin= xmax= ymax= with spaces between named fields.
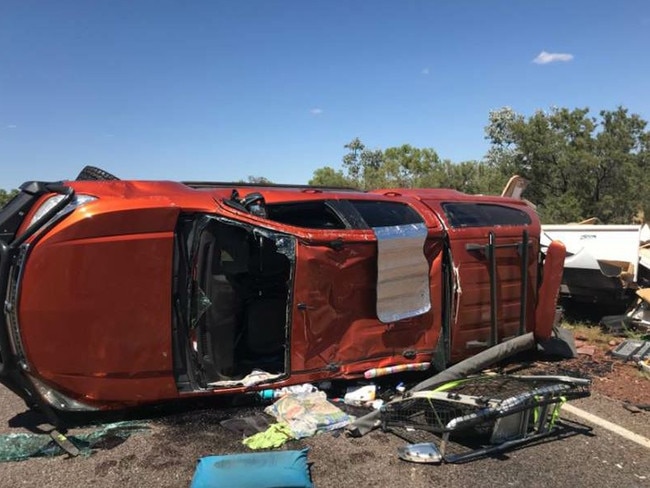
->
xmin=190 ymin=448 xmax=312 ymax=488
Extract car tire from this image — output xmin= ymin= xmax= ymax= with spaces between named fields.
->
xmin=75 ymin=166 xmax=120 ymax=181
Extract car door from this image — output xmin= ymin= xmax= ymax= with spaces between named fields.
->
xmin=218 ymin=197 xmax=443 ymax=376
xmin=422 ymin=199 xmax=540 ymax=362
xmin=290 ymin=227 xmax=445 ymax=376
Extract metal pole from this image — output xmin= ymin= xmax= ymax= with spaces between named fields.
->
xmin=519 ymin=229 xmax=529 ymax=335
xmin=488 ymin=231 xmax=498 ymax=346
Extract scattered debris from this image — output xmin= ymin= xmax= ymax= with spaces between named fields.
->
xmin=633 ymin=343 xmax=650 ymax=361
xmin=257 ymin=383 xmax=318 ymax=401
xmin=602 ymin=289 xmax=650 ymax=334
xmin=640 ymin=358 xmax=650 ymax=376
xmin=622 ymin=401 xmax=650 ymax=414
xmin=264 ymin=391 xmax=352 ymax=439
xmin=397 ymin=442 xmax=443 ymax=464
xmin=0 ymin=421 xmax=150 ymax=462
xmin=601 ymin=315 xmax=631 ymax=334
xmin=622 ymin=403 xmax=644 ymax=414
xmin=576 ymin=345 xmax=596 ymax=357
xmin=627 ymin=289 xmax=650 ymax=332
xmin=344 ymin=385 xmax=377 ymax=407
xmin=611 ymin=340 xmax=650 ymax=361
xmin=49 ymin=429 xmax=81 ymax=457
xmin=541 ymin=222 xmax=650 ymax=308
xmin=382 ymin=375 xmax=591 ymax=464
xmin=347 ymin=332 xmax=543 ymax=438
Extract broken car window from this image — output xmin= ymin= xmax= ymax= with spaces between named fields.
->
xmin=266 ymin=201 xmax=347 ymax=229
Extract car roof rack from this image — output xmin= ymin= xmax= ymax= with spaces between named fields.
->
xmin=181 ymin=181 xmax=363 ymax=192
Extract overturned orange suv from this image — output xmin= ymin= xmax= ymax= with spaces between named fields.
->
xmin=0 ymin=166 xmax=564 ymax=418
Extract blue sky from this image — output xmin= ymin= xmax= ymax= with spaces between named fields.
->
xmin=1 ymin=1 xmax=649 ymax=189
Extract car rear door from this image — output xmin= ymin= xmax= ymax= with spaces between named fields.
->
xmin=422 ymin=199 xmax=540 ymax=362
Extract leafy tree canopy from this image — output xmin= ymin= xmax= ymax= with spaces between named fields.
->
xmin=309 ymin=138 xmax=506 ymax=194
xmin=484 ymin=106 xmax=650 ymax=223
xmin=310 ymin=105 xmax=650 ymax=224
xmin=239 ymin=176 xmax=274 ymax=184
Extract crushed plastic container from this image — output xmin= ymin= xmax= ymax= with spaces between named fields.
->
xmin=344 ymin=385 xmax=376 ymax=406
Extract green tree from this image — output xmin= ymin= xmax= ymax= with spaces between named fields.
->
xmin=484 ymin=106 xmax=650 ymax=223
xmin=439 ymin=159 xmax=505 ymax=195
xmin=381 ymin=145 xmax=441 ymax=188
xmin=310 ymin=138 xmax=503 ymax=192
xmin=340 ymin=138 xmax=384 ymax=189
xmin=309 ymin=167 xmax=354 ymax=187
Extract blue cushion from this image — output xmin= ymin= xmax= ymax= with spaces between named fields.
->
xmin=190 ymin=449 xmax=312 ymax=488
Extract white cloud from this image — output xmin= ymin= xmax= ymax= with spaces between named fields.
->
xmin=533 ymin=51 xmax=574 ymax=64
xmin=310 ymin=108 xmax=323 ymax=116
xmin=421 ymin=68 xmax=430 ymax=75
xmin=6 ymin=124 xmax=17 ymax=129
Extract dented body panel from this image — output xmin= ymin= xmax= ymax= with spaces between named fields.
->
xmin=291 ymin=233 xmax=444 ymax=375
xmin=0 ymin=173 xmax=561 ymax=414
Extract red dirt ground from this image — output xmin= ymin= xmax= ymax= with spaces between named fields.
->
xmin=526 ymin=338 xmax=650 ymax=407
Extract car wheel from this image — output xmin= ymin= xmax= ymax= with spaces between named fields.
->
xmin=75 ymin=166 xmax=120 ymax=181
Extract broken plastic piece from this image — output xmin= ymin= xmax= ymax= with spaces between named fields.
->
xmin=640 ymin=358 xmax=650 ymax=375
xmin=49 ymin=429 xmax=80 ymax=457
xmin=632 ymin=342 xmax=650 ymax=361
xmin=612 ymin=340 xmax=647 ymax=360
xmin=344 ymin=385 xmax=377 ymax=406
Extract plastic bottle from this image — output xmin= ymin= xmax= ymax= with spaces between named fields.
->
xmin=258 ymin=383 xmax=317 ymax=401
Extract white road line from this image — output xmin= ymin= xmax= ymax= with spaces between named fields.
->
xmin=563 ymin=403 xmax=650 ymax=449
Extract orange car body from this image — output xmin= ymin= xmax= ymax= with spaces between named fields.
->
xmin=0 ymin=170 xmax=563 ymax=416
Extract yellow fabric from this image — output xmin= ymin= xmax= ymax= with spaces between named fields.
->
xmin=242 ymin=422 xmax=294 ymax=450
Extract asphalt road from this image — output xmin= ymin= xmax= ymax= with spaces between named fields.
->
xmin=0 ymin=388 xmax=648 ymax=487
